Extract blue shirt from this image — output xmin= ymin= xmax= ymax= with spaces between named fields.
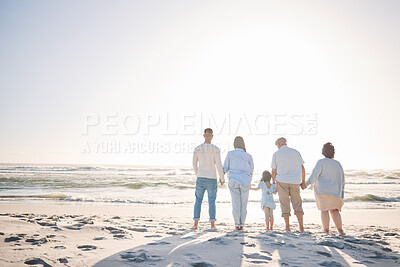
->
xmin=258 ymin=182 xmax=276 ymax=210
xmin=271 ymin=145 xmax=304 ymax=184
xmin=223 ymin=148 xmax=254 ymax=186
xmin=305 ymin=158 xmax=345 ymax=199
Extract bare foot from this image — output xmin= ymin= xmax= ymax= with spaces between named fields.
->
xmin=235 ymin=226 xmax=240 ymax=230
xmin=338 ymin=229 xmax=345 ymax=235
xmin=240 ymin=226 xmax=244 ymax=230
xmin=210 ymin=221 xmax=216 ymax=229
xmin=299 ymin=226 xmax=305 ymax=232
xmin=323 ymin=229 xmax=330 ymax=234
xmin=192 ymin=220 xmax=199 ymax=230
xmin=285 ymin=227 xmax=291 ymax=232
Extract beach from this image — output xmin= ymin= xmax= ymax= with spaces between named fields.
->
xmin=1 ymin=165 xmax=400 ymax=266
xmin=1 ymin=0 xmax=400 ymax=265
xmin=1 ymin=202 xmax=400 ymax=266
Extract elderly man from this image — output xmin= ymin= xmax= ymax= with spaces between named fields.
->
xmin=271 ymin=137 xmax=305 ymax=232
xmin=192 ymin=128 xmax=225 ymax=229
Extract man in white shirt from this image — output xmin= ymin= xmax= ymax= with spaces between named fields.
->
xmin=271 ymin=137 xmax=305 ymax=232
xmin=192 ymin=128 xmax=225 ymax=229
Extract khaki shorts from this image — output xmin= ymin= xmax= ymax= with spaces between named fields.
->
xmin=263 ymin=206 xmax=274 ymax=222
xmin=277 ymin=182 xmax=304 ymax=217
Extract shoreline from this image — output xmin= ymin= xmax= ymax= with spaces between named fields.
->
xmin=1 ymin=201 xmax=400 ymax=228
xmin=1 ymin=202 xmax=400 ymax=266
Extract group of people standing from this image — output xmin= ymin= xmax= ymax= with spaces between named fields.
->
xmin=192 ymin=128 xmax=345 ymax=234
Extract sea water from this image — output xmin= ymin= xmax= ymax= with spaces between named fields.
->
xmin=0 ymin=164 xmax=399 ymax=210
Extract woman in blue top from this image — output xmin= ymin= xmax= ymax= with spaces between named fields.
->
xmin=251 ymin=171 xmax=277 ymax=231
xmin=301 ymin=143 xmax=345 ymax=235
xmin=223 ymin=136 xmax=254 ymax=230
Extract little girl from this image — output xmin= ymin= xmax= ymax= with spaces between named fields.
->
xmin=251 ymin=170 xmax=277 ymax=230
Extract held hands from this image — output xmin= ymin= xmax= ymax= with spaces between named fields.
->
xmin=300 ymin=182 xmax=307 ymax=190
xmin=219 ymin=180 xmax=225 ymax=186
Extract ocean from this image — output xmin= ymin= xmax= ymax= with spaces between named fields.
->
xmin=0 ymin=164 xmax=399 ymax=209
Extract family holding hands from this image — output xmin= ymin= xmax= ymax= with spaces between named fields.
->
xmin=192 ymin=128 xmax=345 ymax=235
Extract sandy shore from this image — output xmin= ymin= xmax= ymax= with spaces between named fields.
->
xmin=0 ymin=202 xmax=399 ymax=266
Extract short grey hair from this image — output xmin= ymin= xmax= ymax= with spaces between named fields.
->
xmin=204 ymin=128 xmax=213 ymax=135
xmin=275 ymin=137 xmax=287 ymax=146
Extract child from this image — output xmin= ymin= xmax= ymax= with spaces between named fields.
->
xmin=251 ymin=170 xmax=277 ymax=230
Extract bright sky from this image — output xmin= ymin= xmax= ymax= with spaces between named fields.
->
xmin=0 ymin=0 xmax=399 ymax=170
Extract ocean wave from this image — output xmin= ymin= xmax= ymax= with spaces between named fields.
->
xmin=385 ymin=176 xmax=400 ymax=180
xmin=0 ymin=165 xmax=177 ymax=173
xmin=123 ymin=182 xmax=152 ymax=189
xmin=346 ymin=181 xmax=400 ymax=185
xmin=346 ymin=194 xmax=400 ymax=202
xmin=0 ymin=176 xmax=196 ymax=190
xmin=345 ymin=170 xmax=400 ymax=178
xmin=0 ymin=195 xmax=189 ymax=205
xmin=1 ymin=194 xmax=399 ymax=205
xmin=0 ymin=194 xmax=69 ymax=199
xmin=0 ymin=195 xmax=307 ymax=205
xmin=121 ymin=182 xmax=193 ymax=190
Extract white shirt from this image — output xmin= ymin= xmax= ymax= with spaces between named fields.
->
xmin=193 ymin=143 xmax=225 ymax=182
xmin=271 ymin=145 xmax=304 ymax=184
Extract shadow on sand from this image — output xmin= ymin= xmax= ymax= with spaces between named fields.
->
xmin=92 ymin=226 xmax=400 ymax=267
xmin=252 ymin=229 xmax=400 ymax=266
xmin=92 ymin=228 xmax=245 ymax=267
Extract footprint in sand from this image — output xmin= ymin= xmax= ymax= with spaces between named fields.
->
xmin=148 ymin=241 xmax=171 ymax=245
xmin=113 ymin=234 xmax=127 ymax=239
xmin=105 ymin=226 xmax=125 ymax=234
xmin=316 ymin=251 xmax=332 ymax=257
xmin=344 ymin=237 xmax=374 ymax=245
xmin=240 ymin=241 xmax=256 ymax=247
xmin=24 ymin=258 xmax=52 ymax=267
xmin=243 ymin=253 xmax=272 ymax=261
xmin=260 ymin=250 xmax=272 ymax=256
xmin=319 ymin=260 xmax=342 ymax=267
xmin=315 ymin=240 xmax=345 ymax=249
xmin=37 ymin=221 xmax=57 ymax=227
xmin=104 ymin=226 xmax=128 ymax=238
xmin=360 ymin=233 xmax=381 ymax=239
xmin=76 ymin=217 xmax=94 ymax=225
xmin=384 ymin=232 xmax=398 ymax=236
xmin=144 ymin=234 xmax=162 ymax=238
xmin=367 ymin=250 xmax=399 ymax=260
xmin=4 ymin=236 xmax=21 ymax=242
xmin=184 ymin=253 xmax=201 ymax=260
xmin=77 ymin=245 xmax=97 ymax=251
xmin=191 ymin=262 xmax=216 ymax=267
xmin=58 ymin=258 xmax=68 ymax=263
xmin=25 ymin=237 xmax=48 ymax=245
xmin=207 ymin=237 xmax=229 ymax=245
xmin=120 ymin=249 xmax=163 ymax=263
xmin=64 ymin=223 xmax=84 ymax=230
xmin=129 ymin=227 xmax=147 ymax=232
